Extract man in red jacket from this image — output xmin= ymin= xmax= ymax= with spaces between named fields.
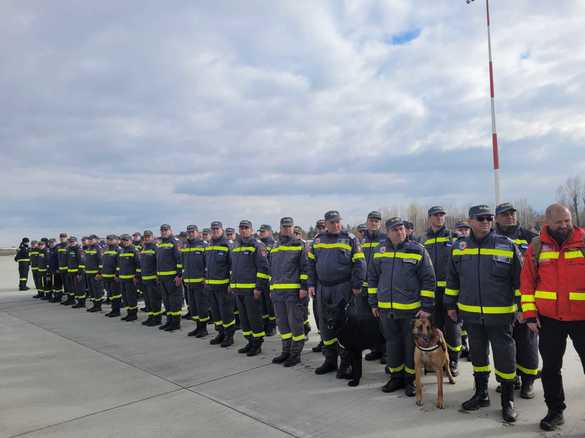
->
xmin=521 ymin=203 xmax=585 ymax=431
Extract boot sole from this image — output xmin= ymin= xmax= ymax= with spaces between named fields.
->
xmin=461 ymin=400 xmax=490 ymax=411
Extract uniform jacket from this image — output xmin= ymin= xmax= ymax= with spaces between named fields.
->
xmin=445 ymin=230 xmax=522 ymax=325
xmin=156 ymin=237 xmax=182 ymax=277
xmin=230 ymin=236 xmax=269 ymax=294
xmin=269 ymin=235 xmax=309 ymax=297
xmin=521 ymin=225 xmax=585 ymax=321
xmin=180 ymin=238 xmax=207 ymax=285
xmin=139 ymin=242 xmax=158 ymax=280
xmin=102 ymin=245 xmax=120 ymax=278
xmin=362 ymin=230 xmax=386 ymax=286
xmin=15 ymin=244 xmax=29 ymax=263
xmin=423 ymin=226 xmax=454 ymax=288
xmin=56 ymin=242 xmax=69 ymax=272
xmin=83 ymin=244 xmax=102 ymax=275
xmin=67 ymin=245 xmax=82 ymax=273
xmin=29 ymin=247 xmax=39 ymax=271
xmin=117 ymin=245 xmax=141 ymax=280
xmin=367 ymin=238 xmax=435 ymax=317
xmin=307 ymin=231 xmax=366 ymax=290
xmin=205 ymin=235 xmax=232 ymax=286
xmin=496 ymin=224 xmax=537 ymax=255
xmin=36 ymin=247 xmax=50 ymax=273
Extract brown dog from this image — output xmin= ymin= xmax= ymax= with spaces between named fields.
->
xmin=413 ymin=318 xmax=455 ymax=409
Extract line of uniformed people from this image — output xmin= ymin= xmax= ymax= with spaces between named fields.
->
xmin=16 ymin=203 xmax=539 ymax=422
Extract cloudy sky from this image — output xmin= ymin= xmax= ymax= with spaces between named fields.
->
xmin=2 ymin=0 xmax=584 ymax=245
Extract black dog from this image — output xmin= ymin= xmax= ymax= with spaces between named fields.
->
xmin=326 ymin=293 xmax=385 ymax=387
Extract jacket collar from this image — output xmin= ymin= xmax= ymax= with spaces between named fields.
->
xmin=540 ymin=225 xmax=584 ymax=249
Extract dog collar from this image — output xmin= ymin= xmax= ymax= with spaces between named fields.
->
xmin=415 ymin=344 xmax=441 ymax=352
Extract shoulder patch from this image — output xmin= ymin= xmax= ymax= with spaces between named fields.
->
xmin=348 ymin=232 xmax=356 ymax=240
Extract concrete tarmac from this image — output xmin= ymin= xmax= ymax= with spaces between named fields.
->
xmin=1 ymin=256 xmax=584 ymax=437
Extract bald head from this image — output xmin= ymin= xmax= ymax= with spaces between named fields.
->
xmin=545 ymin=203 xmax=572 ymax=241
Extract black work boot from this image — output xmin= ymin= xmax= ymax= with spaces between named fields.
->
xmin=265 ymin=321 xmax=276 ymax=337
xmin=125 ymin=308 xmax=138 ymax=322
xmin=142 ymin=316 xmax=153 ymax=326
xmin=315 ymin=354 xmax=338 ymax=375
xmin=382 ymin=376 xmax=405 ymax=393
xmin=158 ymin=316 xmax=171 ymax=330
xmin=53 ymin=292 xmax=63 ymax=303
xmin=195 ymin=321 xmax=208 ymax=338
xmin=284 ymin=341 xmax=303 ymax=367
xmin=210 ymin=331 xmax=225 ymax=345
xmin=149 ymin=315 xmax=162 ymax=326
xmin=41 ymin=292 xmax=51 ymax=301
xmin=33 ymin=291 xmax=41 ymax=299
xmin=272 ymin=340 xmax=291 ymax=364
xmin=462 ymin=375 xmax=490 ymax=411
xmin=501 ymin=381 xmax=518 ymax=423
xmin=106 ymin=302 xmax=121 ymax=317
xmin=164 ymin=316 xmax=180 ymax=332
xmin=520 ymin=377 xmax=536 ymax=399
xmin=238 ymin=337 xmax=252 ymax=354
xmin=246 ymin=338 xmax=263 ymax=357
xmin=540 ymin=410 xmax=564 ymax=431
xmin=220 ymin=332 xmax=234 ymax=347
xmin=62 ymin=295 xmax=75 ymax=306
xmin=72 ymin=298 xmax=85 ymax=308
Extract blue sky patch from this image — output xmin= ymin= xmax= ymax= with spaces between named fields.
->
xmin=389 ymin=28 xmax=421 ymax=45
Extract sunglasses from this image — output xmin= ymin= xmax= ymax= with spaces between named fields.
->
xmin=475 ymin=216 xmax=494 ymax=222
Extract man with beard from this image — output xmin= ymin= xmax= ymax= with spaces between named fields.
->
xmin=520 ymin=204 xmax=585 ymax=431
xmin=495 ymin=202 xmax=539 ymax=399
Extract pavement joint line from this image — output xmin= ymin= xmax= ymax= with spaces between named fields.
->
xmin=9 ymin=388 xmax=184 ymax=438
xmin=2 ymin=309 xmax=300 ymax=438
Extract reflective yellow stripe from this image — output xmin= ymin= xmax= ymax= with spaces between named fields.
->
xmin=280 ymin=332 xmax=292 ymax=340
xmin=157 ymin=271 xmax=177 ymax=276
xmin=119 ymin=274 xmax=135 ymax=279
xmin=299 ymin=274 xmax=308 ymax=281
xmin=206 ymin=246 xmax=229 ymax=251
xmin=292 ymin=334 xmax=305 ymax=342
xmin=564 ymin=250 xmax=584 ymax=260
xmin=452 ymin=248 xmax=513 ymax=257
xmin=521 ymin=303 xmax=537 ymax=312
xmin=495 ymin=369 xmax=516 ymax=380
xmin=85 ymin=270 xmax=99 ymax=274
xmin=473 ymin=365 xmax=491 ymax=373
xmin=362 ymin=242 xmax=380 ymax=248
xmin=18 ymin=259 xmax=30 ymax=262
xmin=373 ymin=252 xmax=422 ymax=261
xmin=535 ymin=290 xmax=557 ymax=300
xmin=569 ymin=292 xmax=585 ymax=301
xmin=424 ymin=237 xmax=450 ymax=245
xmin=110 ymin=294 xmax=122 ymax=299
xmin=521 ymin=294 xmax=535 ymax=303
xmin=67 ymin=269 xmax=79 ymax=273
xmin=57 ymin=249 xmax=67 ymax=253
xmin=230 ymin=283 xmax=256 ymax=289
xmin=157 ymin=243 xmax=174 ymax=248
xmin=539 ymin=251 xmax=559 ymax=261
xmin=176 ymin=264 xmax=183 ymax=268
xmin=119 ymin=253 xmax=135 ymax=257
xmin=517 ymin=364 xmax=539 ymax=376
xmin=352 ymin=252 xmax=365 ymax=261
xmin=183 ymin=278 xmax=204 ymax=284
xmin=314 ymin=243 xmax=352 ymax=251
xmin=59 ymin=267 xmax=67 ymax=271
xmin=378 ymin=301 xmax=421 ymax=310
xmin=420 ymin=290 xmax=435 ymax=298
xmin=368 ymin=288 xmax=378 ymax=295
xmin=446 ymin=343 xmax=462 ymax=352
xmin=307 ymin=252 xmax=316 ymax=260
xmin=270 ymin=283 xmax=301 ymax=290
xmin=437 ymin=280 xmax=447 ymax=288
xmin=514 ymin=289 xmax=521 ymax=297
xmin=457 ymin=303 xmax=517 ymax=314
xmin=207 ymin=279 xmax=229 ymax=285
xmin=513 ymin=239 xmax=528 ymax=246
xmin=85 ymin=250 xmax=97 ymax=254
xmin=142 ymin=275 xmax=157 ymax=280
xmin=180 ymin=247 xmax=205 ymax=252
xmin=223 ymin=319 xmax=236 ymax=328
xmin=388 ymin=364 xmax=404 ymax=373
xmin=323 ymin=337 xmax=338 ymax=346
xmin=271 ymin=246 xmax=303 ymax=253
xmin=253 ymin=331 xmax=266 ymax=338
xmin=141 ymin=250 xmax=156 ymax=255
xmin=445 ymin=288 xmax=459 ymax=297
xmin=104 ymin=250 xmax=118 ymax=255
xmin=405 ymin=366 xmax=416 ymax=375
xmin=257 ymin=272 xmax=271 ymax=280
xmin=102 ymin=274 xmax=115 ymax=278
xmin=232 ymin=246 xmax=256 ymax=253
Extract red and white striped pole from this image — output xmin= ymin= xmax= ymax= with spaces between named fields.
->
xmin=468 ymin=0 xmax=501 ymax=205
